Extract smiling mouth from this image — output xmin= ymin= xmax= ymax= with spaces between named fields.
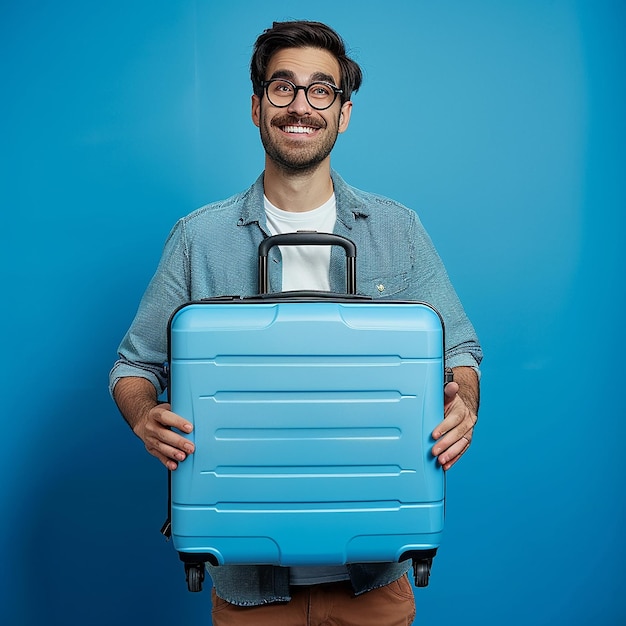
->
xmin=274 ymin=116 xmax=323 ymax=135
xmin=280 ymin=125 xmax=318 ymax=135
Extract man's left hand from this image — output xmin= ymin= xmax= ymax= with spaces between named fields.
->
xmin=432 ymin=378 xmax=478 ymax=470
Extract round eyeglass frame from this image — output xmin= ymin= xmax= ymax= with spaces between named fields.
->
xmin=261 ymin=78 xmax=343 ymax=111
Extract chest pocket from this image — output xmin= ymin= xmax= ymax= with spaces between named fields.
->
xmin=358 ymin=271 xmax=411 ymax=299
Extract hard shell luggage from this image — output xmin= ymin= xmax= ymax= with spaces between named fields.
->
xmin=163 ymin=232 xmax=447 ymax=592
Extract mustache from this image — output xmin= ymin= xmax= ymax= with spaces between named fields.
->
xmin=271 ymin=115 xmax=326 ymax=129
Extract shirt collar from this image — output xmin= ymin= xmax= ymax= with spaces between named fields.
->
xmin=237 ymin=170 xmax=370 ymax=229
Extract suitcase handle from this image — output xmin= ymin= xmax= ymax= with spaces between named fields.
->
xmin=258 ymin=231 xmax=357 ymax=295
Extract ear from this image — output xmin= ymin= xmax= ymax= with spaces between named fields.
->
xmin=338 ymin=101 xmax=353 ymax=134
xmin=251 ymin=94 xmax=261 ymax=127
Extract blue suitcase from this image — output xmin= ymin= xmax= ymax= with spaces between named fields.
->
xmin=164 ymin=233 xmax=447 ymax=592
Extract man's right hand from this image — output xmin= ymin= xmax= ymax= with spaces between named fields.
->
xmin=113 ymin=377 xmax=194 ymax=470
xmin=133 ymin=402 xmax=195 ymax=471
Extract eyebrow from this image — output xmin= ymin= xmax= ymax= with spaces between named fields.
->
xmin=269 ymin=69 xmax=339 ymax=86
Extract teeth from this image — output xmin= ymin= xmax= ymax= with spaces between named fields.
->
xmin=282 ymin=125 xmax=315 ymax=134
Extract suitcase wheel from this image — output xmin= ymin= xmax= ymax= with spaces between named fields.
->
xmin=413 ymin=559 xmax=432 ymax=587
xmin=185 ymin=563 xmax=205 ymax=593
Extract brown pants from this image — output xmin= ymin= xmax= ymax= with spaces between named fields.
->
xmin=211 ymin=575 xmax=416 ymax=626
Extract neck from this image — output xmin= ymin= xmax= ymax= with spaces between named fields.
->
xmin=263 ymin=158 xmax=334 ymax=213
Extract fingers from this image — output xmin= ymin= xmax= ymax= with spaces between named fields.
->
xmin=432 ymin=393 xmax=477 ymax=470
xmin=139 ymin=404 xmax=195 ymax=470
xmin=435 ymin=428 xmax=474 ymax=470
xmin=152 ymin=403 xmax=194 ymax=435
xmin=432 ymin=391 xmax=466 ymax=441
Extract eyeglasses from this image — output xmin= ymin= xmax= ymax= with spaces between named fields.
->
xmin=261 ymin=79 xmax=343 ymax=110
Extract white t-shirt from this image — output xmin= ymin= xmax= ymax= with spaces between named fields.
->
xmin=264 ymin=193 xmax=350 ymax=585
xmin=264 ymin=194 xmax=337 ymax=292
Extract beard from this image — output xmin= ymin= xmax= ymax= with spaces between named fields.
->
xmin=259 ymin=110 xmax=340 ymax=174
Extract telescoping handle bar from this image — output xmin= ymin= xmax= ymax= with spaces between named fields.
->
xmin=258 ymin=231 xmax=357 ymax=295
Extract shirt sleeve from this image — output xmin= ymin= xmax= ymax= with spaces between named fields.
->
xmin=408 ymin=214 xmax=483 ymax=372
xmin=109 ymin=219 xmax=191 ymax=397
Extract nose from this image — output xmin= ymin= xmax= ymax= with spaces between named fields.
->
xmin=287 ymin=86 xmax=312 ymax=116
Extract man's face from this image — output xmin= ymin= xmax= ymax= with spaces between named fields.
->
xmin=251 ymin=46 xmax=352 ymax=173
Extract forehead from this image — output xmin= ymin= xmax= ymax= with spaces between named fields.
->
xmin=266 ymin=46 xmax=341 ymax=84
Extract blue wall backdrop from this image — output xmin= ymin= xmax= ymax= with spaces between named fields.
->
xmin=2 ymin=1 xmax=624 ymax=624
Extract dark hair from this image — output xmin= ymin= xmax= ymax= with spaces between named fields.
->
xmin=250 ymin=21 xmax=363 ymax=103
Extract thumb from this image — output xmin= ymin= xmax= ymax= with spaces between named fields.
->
xmin=444 ymin=381 xmax=459 ymax=407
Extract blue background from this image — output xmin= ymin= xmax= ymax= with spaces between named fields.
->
xmin=2 ymin=1 xmax=624 ymax=624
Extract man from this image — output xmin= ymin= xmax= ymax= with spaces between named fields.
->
xmin=110 ymin=20 xmax=482 ymax=626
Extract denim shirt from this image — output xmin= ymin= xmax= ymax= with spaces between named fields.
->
xmin=110 ymin=170 xmax=482 ymax=605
